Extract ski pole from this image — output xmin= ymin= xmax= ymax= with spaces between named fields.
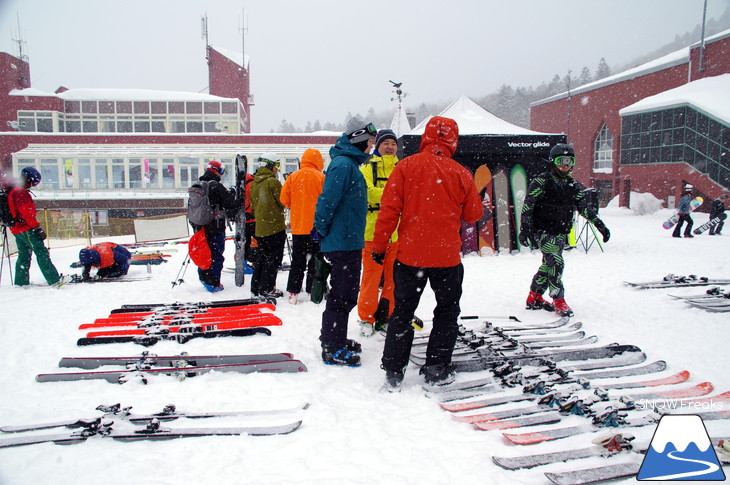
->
xmin=172 ymin=253 xmax=191 ymax=288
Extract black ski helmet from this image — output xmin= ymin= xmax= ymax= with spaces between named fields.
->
xmin=549 ymin=143 xmax=575 ymax=161
xmin=21 ymin=167 xmax=42 ymax=186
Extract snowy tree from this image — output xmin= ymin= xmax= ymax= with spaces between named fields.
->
xmin=578 ymin=67 xmax=592 ymax=86
xmin=595 ymin=58 xmax=611 ymax=80
xmin=313 ymin=120 xmax=322 ymax=132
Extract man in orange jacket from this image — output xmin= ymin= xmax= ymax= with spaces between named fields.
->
xmin=372 ymin=117 xmax=482 ymax=391
xmin=279 ymin=148 xmax=325 ymax=304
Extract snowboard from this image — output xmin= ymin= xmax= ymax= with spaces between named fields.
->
xmin=694 ymin=212 xmax=727 ymax=234
xmin=474 ymin=164 xmax=495 ymax=255
xmin=493 ymin=167 xmax=511 ymax=253
xmin=509 ymin=164 xmax=527 ymax=250
xmin=234 ymin=154 xmax=248 ymax=287
xmin=461 ymin=166 xmax=479 ymax=255
xmin=662 ymin=196 xmax=703 ymax=229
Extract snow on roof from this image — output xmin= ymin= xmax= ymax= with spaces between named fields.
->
xmin=53 ymin=88 xmax=239 ymax=102
xmin=619 ymin=73 xmax=730 ymax=123
xmin=210 ymin=45 xmax=250 ymax=69
xmin=9 ymin=87 xmax=57 ymax=97
xmin=408 ymin=95 xmax=548 ymax=136
xmin=390 ymin=103 xmax=412 ymax=138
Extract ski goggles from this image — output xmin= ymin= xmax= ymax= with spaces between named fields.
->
xmin=553 ymin=155 xmax=575 ymax=167
xmin=348 ymin=123 xmax=378 ymax=144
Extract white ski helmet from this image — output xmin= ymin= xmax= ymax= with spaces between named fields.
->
xmin=684 ymin=184 xmax=694 ymax=191
xmin=258 ymin=152 xmax=281 ymax=169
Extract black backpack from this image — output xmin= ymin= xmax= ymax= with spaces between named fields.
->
xmin=0 ymin=186 xmax=18 ymax=227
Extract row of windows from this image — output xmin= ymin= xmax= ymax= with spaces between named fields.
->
xmin=15 ymin=155 xmax=305 ymax=191
xmin=62 ymin=100 xmax=239 ymax=115
xmin=17 ymin=113 xmax=241 ymax=134
xmin=623 ymin=107 xmax=730 ymax=146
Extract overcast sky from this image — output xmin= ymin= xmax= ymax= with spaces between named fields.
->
xmin=1 ymin=0 xmax=728 ymax=133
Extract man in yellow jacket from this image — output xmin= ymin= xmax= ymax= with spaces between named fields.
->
xmin=280 ymin=148 xmax=325 ymax=304
xmin=358 ymin=129 xmax=399 ymax=337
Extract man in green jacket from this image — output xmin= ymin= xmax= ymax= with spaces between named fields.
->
xmin=250 ymin=153 xmax=286 ymax=298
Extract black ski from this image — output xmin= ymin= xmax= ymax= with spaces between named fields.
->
xmin=111 ymin=297 xmax=275 ymax=314
xmin=234 ymin=154 xmax=248 ymax=287
xmin=58 ymin=352 xmax=295 ymax=369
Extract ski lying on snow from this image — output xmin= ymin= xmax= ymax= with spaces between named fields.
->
xmin=58 ymin=352 xmax=295 ymax=369
xmin=76 ymin=327 xmax=272 ymax=346
xmin=544 ymin=462 xmax=641 ymax=485
xmin=110 ymin=297 xmax=276 ymax=313
xmin=0 ymin=402 xmax=310 ymax=433
xmin=84 ymin=303 xmax=277 ymax=328
xmin=81 ymin=314 xmax=282 ymax=338
xmin=0 ymin=421 xmax=302 ymax=448
xmin=37 ymin=359 xmax=307 ymax=383
xmin=624 ymin=277 xmax=730 ymax=289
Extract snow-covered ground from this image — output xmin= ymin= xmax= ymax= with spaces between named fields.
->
xmin=0 ymin=202 xmax=728 ymax=485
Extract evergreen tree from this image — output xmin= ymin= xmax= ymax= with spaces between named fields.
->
xmin=578 ymin=67 xmax=592 ymax=86
xmin=595 ymin=58 xmax=611 ymax=80
xmin=313 ymin=120 xmax=322 ymax=131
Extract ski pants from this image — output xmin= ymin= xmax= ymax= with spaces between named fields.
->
xmin=709 ymin=217 xmax=724 ymax=235
xmin=253 ymin=230 xmax=285 ymax=294
xmin=381 ymin=260 xmax=463 ymax=373
xmin=198 ymin=231 xmax=226 ymax=287
xmin=358 ymin=240 xmax=398 ymax=324
xmin=673 ymin=214 xmax=693 ymax=237
xmin=530 ymin=232 xmax=567 ymax=300
xmin=319 ymin=250 xmax=362 ymax=349
xmin=13 ymin=228 xmax=61 ymax=286
xmin=286 ymin=234 xmax=319 ymax=294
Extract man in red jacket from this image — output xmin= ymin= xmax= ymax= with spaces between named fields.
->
xmin=371 ymin=116 xmax=482 ymax=391
xmin=7 ymin=167 xmax=65 ymax=287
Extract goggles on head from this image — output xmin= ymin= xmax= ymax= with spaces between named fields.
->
xmin=553 ymin=155 xmax=575 ymax=167
xmin=348 ymin=123 xmax=378 ymax=144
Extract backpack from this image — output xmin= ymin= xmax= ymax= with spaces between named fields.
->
xmin=187 ymin=180 xmax=216 ymax=226
xmin=0 ymin=186 xmax=18 ymax=227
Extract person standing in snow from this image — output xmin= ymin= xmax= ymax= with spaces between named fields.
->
xmin=372 ymin=116 xmax=482 ymax=391
xmin=672 ymin=184 xmax=695 ymax=238
xmin=6 ymin=167 xmax=66 ymax=287
xmin=190 ymin=161 xmax=238 ymax=293
xmin=250 ymin=153 xmax=287 ymax=298
xmin=708 ymin=194 xmax=728 ymax=236
xmin=313 ymin=118 xmax=375 ymax=367
xmin=357 ymin=129 xmax=400 ymax=338
xmin=279 ymin=148 xmax=325 ymax=304
xmin=519 ymin=143 xmax=610 ymax=317
xmin=78 ymin=242 xmax=132 ymax=280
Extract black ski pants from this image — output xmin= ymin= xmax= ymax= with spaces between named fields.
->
xmin=381 ymin=260 xmax=464 ymax=373
xmin=253 ymin=230 xmax=285 ymax=294
xmin=319 ymin=250 xmax=361 ymax=349
xmin=673 ymin=214 xmax=693 ymax=237
xmin=286 ymin=234 xmax=319 ymax=294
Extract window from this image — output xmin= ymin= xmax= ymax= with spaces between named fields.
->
xmin=40 ymin=159 xmax=60 ymax=189
xmin=129 ymin=159 xmax=143 ymax=188
xmin=36 ymin=118 xmax=53 ymax=132
xmin=145 ymin=158 xmax=158 ymax=188
xmin=78 ymin=159 xmax=92 ymax=189
xmin=162 ymin=159 xmax=175 ymax=187
xmin=82 ymin=101 xmax=97 ymax=113
xmin=94 ymin=159 xmax=109 ymax=188
xmin=593 ymin=124 xmax=613 ymax=172
xmin=82 ymin=120 xmax=98 ymax=133
xmin=112 ymin=158 xmax=126 ymax=188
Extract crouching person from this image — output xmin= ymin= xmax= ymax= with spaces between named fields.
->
xmin=79 ymin=242 xmax=132 ymax=280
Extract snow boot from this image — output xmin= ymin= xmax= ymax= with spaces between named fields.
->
xmin=384 ymin=368 xmax=404 ymax=393
xmin=553 ymin=297 xmax=574 ymax=317
xmin=359 ymin=321 xmax=375 ymax=338
xmin=373 ymin=320 xmax=388 ymax=336
xmin=345 ymin=339 xmax=362 ymax=353
xmin=203 ymin=282 xmax=224 ymax=293
xmin=525 ymin=291 xmax=554 ymax=311
xmin=321 ymin=346 xmax=361 ymax=367
xmin=420 ymin=363 xmax=456 ymax=387
xmin=288 ymin=292 xmax=298 ymax=305
xmin=262 ymin=288 xmax=284 ymax=298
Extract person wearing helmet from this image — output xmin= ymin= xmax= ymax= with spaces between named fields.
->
xmin=358 ymin=129 xmax=400 ymax=338
xmin=250 ymin=153 xmax=286 ymax=298
xmin=708 ymin=194 xmax=728 ymax=236
xmin=78 ymin=242 xmax=132 ymax=280
xmin=313 ymin=118 xmax=375 ymax=366
xmin=519 ymin=144 xmax=610 ymax=317
xmin=191 ymin=160 xmax=238 ymax=292
xmin=6 ymin=167 xmax=66 ymax=287
xmin=673 ymin=184 xmax=696 ymax=238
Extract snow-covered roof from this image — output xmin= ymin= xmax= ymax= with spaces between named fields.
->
xmin=409 ymin=95 xmax=548 ymax=136
xmin=54 ymin=88 xmax=239 ymax=102
xmin=8 ymin=87 xmax=57 ymax=97
xmin=619 ymin=73 xmax=730 ymax=123
xmin=210 ymin=45 xmax=250 ymax=69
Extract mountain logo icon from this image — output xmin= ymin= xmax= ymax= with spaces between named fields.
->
xmin=638 ymin=414 xmax=726 ymax=481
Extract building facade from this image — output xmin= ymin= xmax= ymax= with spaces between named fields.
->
xmin=530 ymin=29 xmax=730 ymax=209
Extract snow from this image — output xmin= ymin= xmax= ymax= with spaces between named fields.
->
xmin=12 ymin=88 xmax=240 ymax=103
xmin=1 ymin=204 xmax=729 ymax=485
xmin=619 ymin=74 xmax=730 ymax=124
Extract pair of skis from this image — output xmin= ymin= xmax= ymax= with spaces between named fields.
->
xmin=0 ymin=401 xmax=307 ymax=448
xmin=36 ymin=352 xmax=308 ymax=383
xmin=624 ymin=274 xmax=730 ymax=289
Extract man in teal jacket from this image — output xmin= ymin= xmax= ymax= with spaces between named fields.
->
xmin=314 ymin=119 xmax=375 ymax=366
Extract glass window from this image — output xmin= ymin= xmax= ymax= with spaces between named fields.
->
xmin=99 ymin=101 xmax=115 ymax=114
xmin=151 ymin=121 xmax=166 ymax=132
xmin=37 ymin=118 xmax=53 ymax=132
xmin=145 ymin=158 xmax=158 ymax=188
xmin=40 ymin=159 xmax=60 ymax=189
xmin=162 ymin=159 xmax=175 ymax=188
xmin=593 ymin=124 xmax=613 ymax=171
xmin=151 ymin=102 xmax=167 ymax=114
xmin=65 ymin=120 xmax=81 ymax=132
xmin=673 ymin=107 xmax=685 ymax=127
xmin=78 ymin=159 xmax=92 ymax=189
xmin=18 ymin=117 xmax=35 ymax=131
xmin=222 ymin=102 xmax=237 ymax=114
xmin=112 ymin=158 xmax=126 ymax=188
xmin=82 ymin=101 xmax=97 ymax=113
xmin=186 ymin=121 xmax=203 ymax=133
xmin=100 ymin=117 xmax=115 ymax=132
xmin=204 ymin=121 xmax=219 ymax=132
xmin=179 ymin=157 xmax=200 ymax=186
xmin=129 ymin=159 xmax=143 ymax=188
xmin=186 ymin=102 xmax=202 ymax=114
xmin=63 ymin=159 xmax=74 ymax=188
xmin=686 ymin=109 xmax=696 ymax=131
xmin=82 ymin=120 xmax=98 ymax=132
xmin=204 ymin=102 xmax=220 ymax=114
xmin=65 ymin=101 xmax=81 ymax=113
xmin=134 ymin=102 xmax=150 ymax=114
xmin=169 ymin=102 xmax=184 ymax=114
xmin=117 ymin=120 xmax=133 ymax=133
xmin=134 ymin=121 xmax=150 ymax=132
xmin=697 ymin=114 xmax=709 ymax=137
xmin=171 ymin=121 xmax=185 ymax=133
xmin=116 ymin=101 xmax=133 ymax=114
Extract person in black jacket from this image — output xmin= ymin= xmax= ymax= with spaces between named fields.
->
xmin=190 ymin=160 xmax=239 ymax=292
xmin=709 ymin=194 xmax=728 ymax=235
xmin=519 ymin=144 xmax=610 ymax=317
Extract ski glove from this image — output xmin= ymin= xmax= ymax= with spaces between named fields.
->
xmin=310 ymin=228 xmax=321 ymax=241
xmin=593 ymin=220 xmax=611 ymax=242
xmin=518 ymin=230 xmax=533 ymax=249
xmin=33 ymin=226 xmax=47 ymax=241
xmin=372 ymin=252 xmax=385 ymax=265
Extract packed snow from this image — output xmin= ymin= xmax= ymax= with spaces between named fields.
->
xmin=0 ymin=199 xmax=728 ymax=485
